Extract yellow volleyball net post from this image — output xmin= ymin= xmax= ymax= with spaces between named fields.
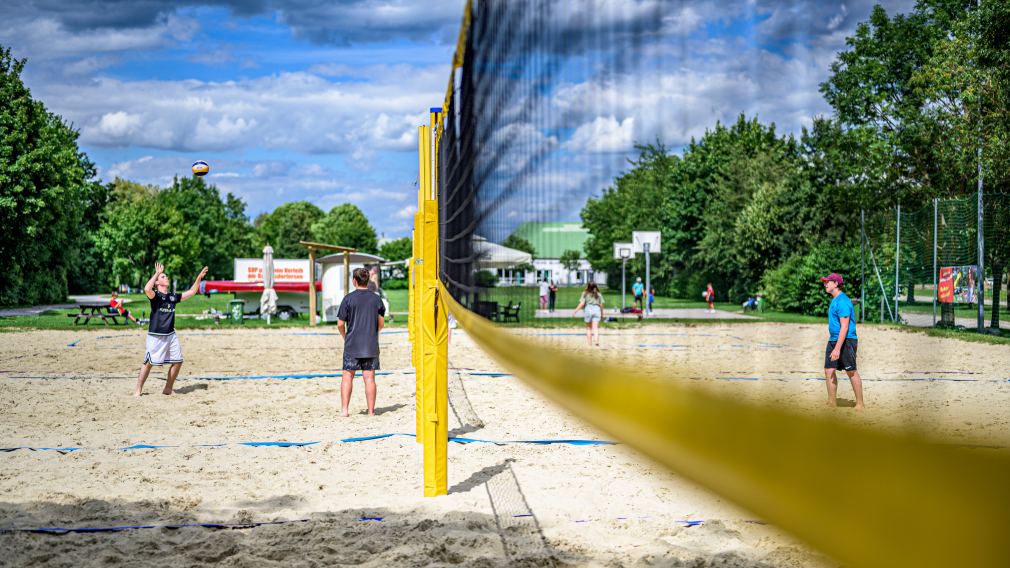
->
xmin=419 ymin=108 xmax=449 ymax=496
xmin=413 ymin=122 xmax=429 ymax=446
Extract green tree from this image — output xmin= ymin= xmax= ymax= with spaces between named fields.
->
xmin=254 ymin=201 xmax=324 ymax=258
xmin=582 ymin=143 xmax=674 ymax=291
xmin=559 ymin=249 xmax=581 ymax=287
xmin=502 ymin=234 xmax=536 ymax=257
xmin=378 ymin=236 xmax=412 ymax=261
xmin=913 ymin=0 xmax=1010 ymax=328
xmin=310 ymin=203 xmax=378 ymax=253
xmin=159 ymin=175 xmax=254 ymax=281
xmin=0 ymin=47 xmax=101 ymax=305
xmin=820 ymin=1 xmax=970 ymax=205
xmin=92 ymin=179 xmax=200 ymax=288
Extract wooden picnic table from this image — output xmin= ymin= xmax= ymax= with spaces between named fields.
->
xmin=68 ymin=302 xmax=124 ymax=326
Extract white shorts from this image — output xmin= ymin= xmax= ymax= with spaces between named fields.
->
xmin=583 ymin=304 xmax=602 ymax=323
xmin=144 ymin=333 xmax=183 ymax=366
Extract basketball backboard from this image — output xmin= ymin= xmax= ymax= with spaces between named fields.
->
xmin=613 ymin=242 xmax=633 ymax=260
xmin=632 ymin=231 xmax=661 ymax=253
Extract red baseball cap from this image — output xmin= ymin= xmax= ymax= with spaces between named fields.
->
xmin=820 ymin=273 xmax=843 ymax=285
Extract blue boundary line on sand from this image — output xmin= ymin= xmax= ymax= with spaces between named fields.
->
xmin=3 ymin=436 xmax=613 ymax=453
xmin=3 ymin=516 xmax=715 ymax=535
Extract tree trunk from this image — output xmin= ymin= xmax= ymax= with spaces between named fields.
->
xmin=907 ymin=280 xmax=915 ymax=304
xmin=940 ymin=301 xmax=955 ymax=327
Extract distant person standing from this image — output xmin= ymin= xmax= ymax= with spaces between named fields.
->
xmin=820 ymin=272 xmax=865 ymax=410
xmin=648 ymin=286 xmax=655 ymax=314
xmin=548 ymin=280 xmax=558 ymax=313
xmin=632 ymin=277 xmax=644 ymax=310
xmin=705 ymin=282 xmax=715 ymax=313
xmin=539 ymin=279 xmax=550 ymax=310
xmin=134 ymin=262 xmax=208 ymax=396
xmin=337 ymin=267 xmax=386 ymax=417
xmin=573 ymin=282 xmax=604 ymax=347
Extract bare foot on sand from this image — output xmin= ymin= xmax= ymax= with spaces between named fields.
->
xmin=162 ymin=390 xmax=175 ymax=395
xmin=854 ymin=403 xmax=865 ymax=411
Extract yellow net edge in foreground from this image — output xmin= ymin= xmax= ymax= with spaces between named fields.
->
xmin=438 ymin=280 xmax=1010 ymax=568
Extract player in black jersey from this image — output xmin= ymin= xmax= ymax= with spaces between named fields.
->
xmin=133 ymin=262 xmax=208 ymax=396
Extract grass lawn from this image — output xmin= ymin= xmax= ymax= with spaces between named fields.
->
xmin=0 ymin=292 xmax=404 ymax=332
xmin=7 ymin=287 xmax=1007 ymax=345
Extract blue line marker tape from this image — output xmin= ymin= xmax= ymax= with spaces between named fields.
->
xmin=1 ymin=519 xmax=310 ymax=535
xmin=676 ymin=520 xmax=704 ymax=527
xmin=67 ymin=340 xmax=81 ymax=347
xmin=194 ymin=372 xmax=392 ymax=381
xmin=240 ymin=441 xmax=318 ymax=448
xmin=340 ymin=433 xmax=405 ymax=443
xmin=8 ymin=435 xmax=616 ymax=452
xmin=0 ymin=446 xmax=81 ymax=453
xmin=359 ymin=516 xmax=384 ymax=522
xmin=719 ymin=377 xmax=760 ymax=381
xmin=339 ymin=433 xmax=615 ymax=446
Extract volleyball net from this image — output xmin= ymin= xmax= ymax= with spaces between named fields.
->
xmin=409 ymin=3 xmax=1010 ymax=567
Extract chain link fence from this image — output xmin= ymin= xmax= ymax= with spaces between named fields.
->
xmin=861 ymin=194 xmax=1010 ymax=331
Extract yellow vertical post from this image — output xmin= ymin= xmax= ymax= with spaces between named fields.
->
xmin=414 ymin=124 xmax=429 ymax=445
xmin=422 ymin=108 xmax=448 ymax=497
xmin=308 ymin=246 xmax=317 ymax=326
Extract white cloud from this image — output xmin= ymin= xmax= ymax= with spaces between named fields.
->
xmin=394 ymin=205 xmax=417 ymax=219
xmin=566 ymin=116 xmax=636 ymax=153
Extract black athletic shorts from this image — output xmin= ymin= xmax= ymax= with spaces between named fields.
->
xmin=343 ymin=353 xmax=380 ymax=372
xmin=824 ymin=339 xmax=858 ymax=372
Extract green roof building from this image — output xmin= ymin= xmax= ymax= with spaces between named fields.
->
xmin=509 ymin=222 xmax=589 ymax=260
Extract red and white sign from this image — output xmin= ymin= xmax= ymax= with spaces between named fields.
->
xmin=938 ymin=266 xmax=954 ymax=304
xmin=233 ymin=259 xmax=311 ymax=283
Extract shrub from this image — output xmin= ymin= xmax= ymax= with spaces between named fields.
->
xmin=474 ymin=270 xmax=497 ymax=288
xmin=761 ymin=242 xmax=861 ymax=316
xmin=383 ymin=278 xmax=408 ymax=290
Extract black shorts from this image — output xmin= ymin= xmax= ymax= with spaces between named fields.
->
xmin=343 ymin=354 xmax=380 ymax=372
xmin=824 ymin=339 xmax=858 ymax=371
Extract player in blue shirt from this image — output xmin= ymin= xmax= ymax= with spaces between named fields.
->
xmin=821 ymin=273 xmax=864 ymax=410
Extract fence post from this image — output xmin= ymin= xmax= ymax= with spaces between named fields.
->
xmin=860 ymin=209 xmax=866 ymax=323
xmin=932 ymin=198 xmax=938 ymax=327
xmin=977 ymin=148 xmax=985 ymax=332
xmin=895 ymin=204 xmax=901 ymax=323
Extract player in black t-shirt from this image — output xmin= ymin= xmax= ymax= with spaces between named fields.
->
xmin=337 ymin=267 xmax=386 ymax=416
xmin=133 ymin=262 xmax=208 ymax=396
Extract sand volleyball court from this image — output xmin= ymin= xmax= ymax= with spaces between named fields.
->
xmin=2 ymin=324 xmax=1008 ymax=566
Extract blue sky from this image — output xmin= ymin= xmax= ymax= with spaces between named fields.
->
xmin=1 ymin=0 xmax=915 ymax=239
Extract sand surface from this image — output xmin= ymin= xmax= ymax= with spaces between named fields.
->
xmin=2 ymin=323 xmax=1008 ymax=566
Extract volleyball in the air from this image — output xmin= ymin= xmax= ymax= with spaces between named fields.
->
xmin=191 ymin=160 xmax=210 ymax=177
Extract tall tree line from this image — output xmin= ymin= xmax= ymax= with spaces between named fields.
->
xmin=1 ymin=46 xmax=392 ymax=305
xmin=583 ymin=0 xmax=1009 ymax=321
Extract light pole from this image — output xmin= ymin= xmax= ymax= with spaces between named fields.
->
xmin=614 ymin=243 xmax=633 ymax=311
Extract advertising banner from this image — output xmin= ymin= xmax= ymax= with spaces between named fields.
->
xmin=233 ymin=259 xmax=311 ymax=283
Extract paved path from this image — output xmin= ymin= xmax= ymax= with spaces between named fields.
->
xmin=901 ymin=311 xmax=1010 ymax=330
xmin=0 ymin=295 xmax=133 ymax=317
xmin=535 ymin=308 xmax=757 ymax=320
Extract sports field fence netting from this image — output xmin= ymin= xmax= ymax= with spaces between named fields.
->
xmin=861 ymin=193 xmax=1010 ymax=330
